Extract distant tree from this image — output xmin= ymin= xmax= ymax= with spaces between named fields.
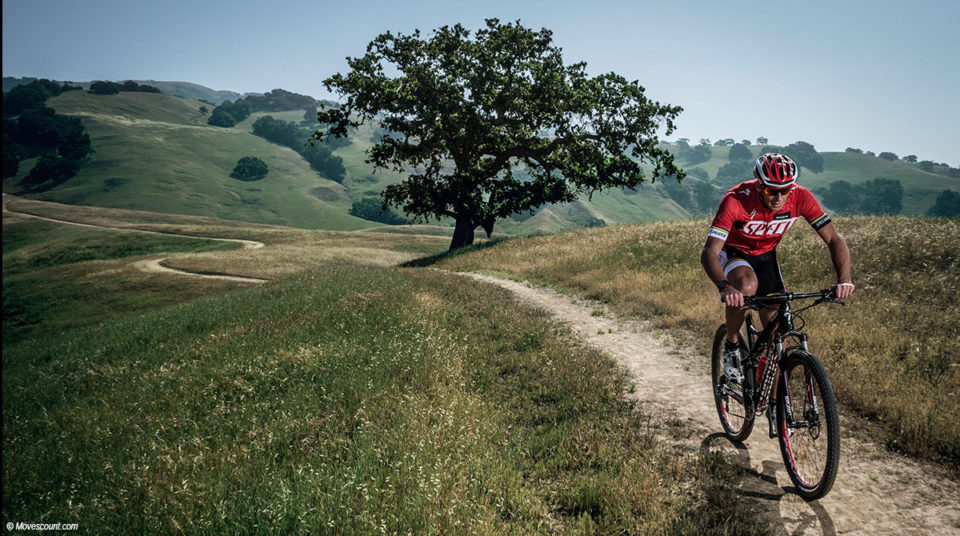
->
xmin=918 ymin=160 xmax=935 ymax=172
xmin=675 ymin=138 xmax=690 ymax=151
xmin=878 ymin=152 xmax=899 ymax=161
xmin=714 ymin=161 xmax=751 ymax=189
xmin=903 ymin=154 xmax=918 ymax=163
xmin=676 ymin=137 xmax=690 ymax=145
xmin=89 ymin=81 xmax=122 ymax=95
xmin=199 ymin=106 xmax=208 ymax=115
xmin=3 ymin=79 xmax=62 ymax=115
xmin=208 ymin=107 xmax=237 ymax=127
xmin=927 ymin=190 xmax=960 ymax=217
xmin=859 ymin=178 xmax=902 ymax=215
xmin=949 ymin=168 xmax=960 ymax=178
xmin=821 ymin=180 xmax=859 ymax=213
xmin=756 ymin=137 xmax=768 ymax=144
xmin=230 ymin=156 xmax=269 ymax=181
xmin=659 ymin=178 xmax=691 ymax=208
xmin=681 ymin=142 xmax=712 ymax=166
xmin=208 ymin=100 xmax=251 ymax=127
xmin=300 ymin=143 xmax=346 ymax=182
xmin=865 ymin=151 xmax=875 ymax=157
xmin=741 ymin=139 xmax=751 ymax=146
xmin=728 ymin=143 xmax=753 ymax=163
xmin=350 ymin=197 xmax=410 ymax=224
xmin=313 ymin=19 xmax=683 ymax=250
xmin=783 ymin=140 xmax=824 ymax=173
xmin=714 ymin=138 xmax=735 ymax=147
xmin=2 ymin=142 xmax=23 ymax=178
xmin=243 ymin=89 xmax=318 ymax=113
xmin=700 ymin=138 xmax=712 ymax=146
xmin=122 ymin=81 xmax=140 ymax=92
xmin=21 ymin=152 xmax=83 ymax=191
xmin=845 ymin=147 xmax=863 ymax=154
xmin=694 ymin=180 xmax=721 ymax=214
xmin=685 ymin=167 xmax=709 ymax=180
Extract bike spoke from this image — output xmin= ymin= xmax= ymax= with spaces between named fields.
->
xmin=781 ymin=362 xmax=830 ymax=489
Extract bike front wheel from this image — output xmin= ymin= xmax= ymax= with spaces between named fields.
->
xmin=712 ymin=324 xmax=754 ymax=442
xmin=776 ymin=350 xmax=840 ymax=500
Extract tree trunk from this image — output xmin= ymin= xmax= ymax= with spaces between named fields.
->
xmin=450 ymin=217 xmax=476 ymax=251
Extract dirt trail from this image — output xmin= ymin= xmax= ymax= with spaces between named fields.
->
xmin=3 ymin=194 xmax=267 ymax=283
xmin=465 ymin=272 xmax=960 ymax=536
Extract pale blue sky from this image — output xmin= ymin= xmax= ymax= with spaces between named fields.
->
xmin=4 ymin=0 xmax=958 ymax=165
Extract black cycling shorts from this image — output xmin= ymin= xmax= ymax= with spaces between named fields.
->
xmin=719 ymin=245 xmax=786 ymax=297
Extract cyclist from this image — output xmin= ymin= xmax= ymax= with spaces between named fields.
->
xmin=700 ymin=153 xmax=854 ymax=382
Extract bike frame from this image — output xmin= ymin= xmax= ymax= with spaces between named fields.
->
xmin=742 ymin=291 xmax=834 ymax=423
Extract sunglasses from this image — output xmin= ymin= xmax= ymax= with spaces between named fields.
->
xmin=762 ymin=186 xmax=793 ymax=197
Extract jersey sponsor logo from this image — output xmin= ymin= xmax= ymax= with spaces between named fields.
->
xmin=773 ymin=212 xmax=792 ymax=220
xmin=742 ymin=217 xmax=797 ymax=237
xmin=810 ymin=213 xmax=832 ymax=230
xmin=709 ymin=226 xmax=729 ymax=241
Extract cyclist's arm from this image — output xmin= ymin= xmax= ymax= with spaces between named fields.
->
xmin=701 ymin=236 xmax=745 ymax=306
xmin=815 ymin=222 xmax=855 ymax=299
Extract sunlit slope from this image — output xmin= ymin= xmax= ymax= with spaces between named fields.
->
xmin=667 ymin=144 xmax=959 ymax=216
xmin=803 ymin=152 xmax=958 ymax=214
xmin=30 ymin=91 xmax=370 ymax=230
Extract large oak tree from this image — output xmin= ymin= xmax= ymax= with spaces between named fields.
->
xmin=313 ymin=19 xmax=684 ymax=250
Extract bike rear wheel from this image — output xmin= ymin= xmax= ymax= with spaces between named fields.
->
xmin=777 ymin=350 xmax=840 ymax=500
xmin=712 ymin=324 xmax=754 ymax=441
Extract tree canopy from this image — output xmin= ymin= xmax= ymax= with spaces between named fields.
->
xmin=312 ymin=19 xmax=683 ymax=250
xmin=230 ymin=156 xmax=269 ymax=181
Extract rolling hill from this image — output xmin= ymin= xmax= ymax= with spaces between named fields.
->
xmin=3 ymin=83 xmax=957 ymax=233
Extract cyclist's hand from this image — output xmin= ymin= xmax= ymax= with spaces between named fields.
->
xmin=720 ymin=286 xmax=745 ymax=307
xmin=834 ymin=282 xmax=855 ymax=300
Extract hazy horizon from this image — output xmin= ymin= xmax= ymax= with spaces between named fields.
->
xmin=4 ymin=0 xmax=958 ymax=165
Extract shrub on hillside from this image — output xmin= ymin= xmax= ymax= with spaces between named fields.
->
xmin=230 ymin=156 xmax=268 ymax=181
xmin=349 ymin=198 xmax=409 ymax=225
xmin=928 ymin=190 xmax=960 ymax=217
xmin=89 ymin=81 xmax=122 ymax=95
xmin=208 ymin=100 xmax=251 ymax=127
xmin=783 ymin=140 xmax=824 ymax=173
xmin=728 ymin=143 xmax=753 ymax=163
xmin=859 ymin=178 xmax=903 ymax=215
xmin=821 ymin=180 xmax=859 ymax=213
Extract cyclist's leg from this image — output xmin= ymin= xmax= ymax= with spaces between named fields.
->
xmin=754 ymin=249 xmax=786 ymax=331
xmin=724 ymin=263 xmax=757 ymax=343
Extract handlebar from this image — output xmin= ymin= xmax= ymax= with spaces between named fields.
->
xmin=743 ymin=289 xmax=843 ymax=310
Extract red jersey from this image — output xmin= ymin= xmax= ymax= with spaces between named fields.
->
xmin=708 ymin=180 xmax=832 ymax=255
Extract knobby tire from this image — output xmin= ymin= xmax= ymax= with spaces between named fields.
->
xmin=777 ymin=350 xmax=840 ymax=500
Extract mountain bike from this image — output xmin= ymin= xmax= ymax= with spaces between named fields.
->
xmin=711 ymin=289 xmax=842 ymax=500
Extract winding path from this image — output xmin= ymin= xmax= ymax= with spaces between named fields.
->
xmin=465 ymin=273 xmax=960 ymax=536
xmin=3 ymin=194 xmax=268 ymax=284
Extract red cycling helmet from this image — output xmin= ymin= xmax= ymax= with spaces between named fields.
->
xmin=753 ymin=153 xmax=798 ymax=188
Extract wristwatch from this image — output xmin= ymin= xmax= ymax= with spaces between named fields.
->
xmin=717 ymin=280 xmax=730 ymax=292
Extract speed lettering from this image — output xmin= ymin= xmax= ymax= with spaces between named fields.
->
xmin=742 ymin=217 xmax=797 ymax=237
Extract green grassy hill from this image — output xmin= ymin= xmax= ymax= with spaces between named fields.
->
xmin=5 ymin=91 xmax=371 ymax=230
xmin=4 ymin=87 xmax=956 ymax=232
xmin=669 ymin=144 xmax=960 ymax=216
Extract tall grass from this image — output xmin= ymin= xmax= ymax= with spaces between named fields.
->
xmin=4 ymin=261 xmax=763 ymax=534
xmin=3 ymin=211 xmax=763 ymax=534
xmin=435 ymin=216 xmax=960 ymax=464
